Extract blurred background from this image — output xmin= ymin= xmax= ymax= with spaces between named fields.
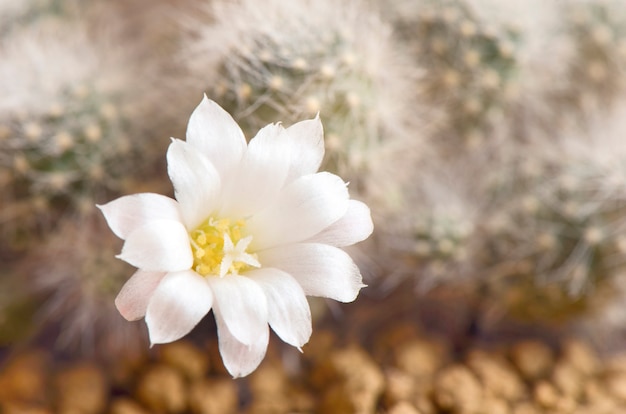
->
xmin=2 ymin=0 xmax=626 ymax=412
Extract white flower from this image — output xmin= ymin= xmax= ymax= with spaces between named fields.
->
xmin=98 ymin=96 xmax=373 ymax=377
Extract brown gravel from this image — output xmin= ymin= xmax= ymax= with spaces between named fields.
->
xmin=109 ymin=398 xmax=149 ymax=414
xmin=3 ymin=330 xmax=626 ymax=413
xmin=159 ymin=341 xmax=210 ymax=382
xmin=0 ymin=350 xmax=50 ymax=405
xmin=188 ymin=379 xmax=238 ymax=414
xmin=433 ymin=364 xmax=483 ymax=413
xmin=510 ymin=340 xmax=555 ymax=381
xmin=313 ymin=345 xmax=385 ymax=414
xmin=135 ymin=364 xmax=186 ymax=413
xmin=54 ymin=362 xmax=108 ymax=414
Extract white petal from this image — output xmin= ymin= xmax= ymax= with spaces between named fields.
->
xmin=221 ymin=123 xmax=290 ymax=217
xmin=205 ymin=274 xmax=268 ymax=345
xmin=186 ymin=95 xmax=246 ymax=179
xmin=97 ymin=193 xmax=182 ymax=240
xmin=247 ymin=268 xmax=312 ymax=348
xmin=115 ymin=270 xmax=167 ymax=321
xmin=306 ymin=200 xmax=374 ymax=247
xmin=167 ymin=139 xmax=221 ymax=229
xmin=247 ymin=172 xmax=350 ymax=250
xmin=285 ymin=115 xmax=324 ymax=181
xmin=214 ymin=309 xmax=269 ymax=378
xmin=117 ymin=220 xmax=193 ymax=272
xmin=258 ymin=243 xmax=365 ymax=302
xmin=145 ymin=270 xmax=213 ymax=344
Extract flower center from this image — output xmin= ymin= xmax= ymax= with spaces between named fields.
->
xmin=190 ymin=217 xmax=260 ymax=277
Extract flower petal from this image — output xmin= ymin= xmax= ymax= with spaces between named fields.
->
xmin=285 ymin=114 xmax=324 ymax=181
xmin=186 ymin=95 xmax=246 ymax=179
xmin=258 ymin=243 xmax=365 ymax=302
xmin=247 ymin=268 xmax=312 ymax=348
xmin=117 ymin=220 xmax=193 ymax=272
xmin=220 ymin=123 xmax=291 ymax=217
xmin=145 ymin=270 xmax=213 ymax=344
xmin=247 ymin=172 xmax=350 ymax=250
xmin=167 ymin=139 xmax=221 ymax=229
xmin=205 ymin=274 xmax=268 ymax=345
xmin=214 ymin=309 xmax=269 ymax=378
xmin=115 ymin=269 xmax=167 ymax=321
xmin=306 ymin=200 xmax=374 ymax=247
xmin=97 ymin=193 xmax=182 ymax=240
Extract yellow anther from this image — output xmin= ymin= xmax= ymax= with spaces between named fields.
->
xmin=196 ymin=264 xmax=212 ymax=275
xmin=189 ymin=216 xmax=260 ymax=277
xmin=197 ymin=233 xmax=207 ymax=245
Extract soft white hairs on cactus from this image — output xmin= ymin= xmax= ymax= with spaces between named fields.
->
xmin=0 ymin=0 xmax=29 ymax=19
xmin=500 ymin=102 xmax=626 ymax=296
xmin=558 ymin=103 xmax=626 ymax=196
xmin=465 ymin=0 xmax=562 ymax=63
xmin=559 ymin=103 xmax=626 ymax=342
xmin=29 ymin=214 xmax=149 ymax=357
xmin=0 ymin=22 xmax=126 ymax=117
xmin=189 ymin=0 xmax=406 ymax=79
xmin=383 ymin=161 xmax=485 ymax=292
xmin=461 ymin=0 xmax=568 ymax=126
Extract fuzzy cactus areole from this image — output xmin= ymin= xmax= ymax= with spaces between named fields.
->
xmin=98 ymin=96 xmax=373 ymax=378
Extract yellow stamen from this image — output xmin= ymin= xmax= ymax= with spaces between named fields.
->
xmin=189 ymin=217 xmax=260 ymax=277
